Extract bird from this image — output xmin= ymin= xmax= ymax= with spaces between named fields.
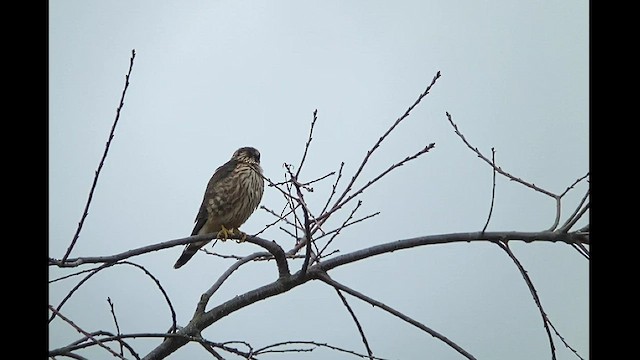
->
xmin=173 ymin=146 xmax=264 ymax=269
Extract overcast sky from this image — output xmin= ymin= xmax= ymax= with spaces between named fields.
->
xmin=49 ymin=1 xmax=589 ymax=359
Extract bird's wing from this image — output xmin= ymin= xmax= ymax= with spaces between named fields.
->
xmin=190 ymin=158 xmax=238 ymax=235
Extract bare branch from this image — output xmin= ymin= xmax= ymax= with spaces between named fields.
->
xmin=324 ymin=71 xmax=441 ymax=220
xmin=334 ymin=288 xmax=374 ymax=359
xmin=317 ymin=272 xmax=478 ymax=360
xmin=50 ymin=233 xmax=290 ymax=277
xmin=51 ymin=332 xmax=255 ymax=359
xmin=301 ymin=170 xmax=336 ymax=189
xmin=62 ymin=49 xmax=136 ymax=263
xmin=559 ymin=189 xmax=590 ymax=233
xmin=318 ymin=200 xmax=364 ymax=258
xmin=559 ymin=172 xmax=589 ymax=198
xmin=318 ymin=231 xmax=589 ymax=273
xmin=319 ymin=142 xmax=435 ymax=222
xmin=259 ymin=204 xmax=302 ymax=232
xmin=445 ymin=111 xmax=557 ymax=198
xmin=49 ymin=263 xmax=114 ymax=323
xmin=320 ymin=161 xmax=345 ymax=215
xmin=481 ymin=147 xmax=497 ymax=233
xmin=316 ymin=212 xmax=380 ymax=244
xmin=201 ymin=248 xmax=246 ymax=260
xmin=444 ymin=111 xmax=587 ymax=233
xmin=571 ymin=241 xmax=590 ymax=260
xmin=49 ymin=305 xmax=127 ymax=360
xmin=497 ymin=243 xmax=557 ymax=360
xmin=546 ymin=320 xmax=587 ymax=360
xmin=195 ymin=252 xmax=268 ymax=316
xmin=279 ymin=226 xmax=300 ymax=240
xmin=140 ymin=230 xmax=586 ymax=359
xmin=107 ymin=297 xmax=124 ymax=356
xmin=121 ymin=261 xmax=178 ymax=334
xmin=295 ymin=109 xmax=318 ymax=178
xmin=55 ymin=331 xmax=140 ymax=360
xmin=253 ymin=341 xmax=389 ymax=359
xmin=560 ymin=202 xmax=589 ymax=233
xmin=49 ymin=261 xmax=177 ymax=335
xmin=49 ymin=266 xmax=103 ymax=284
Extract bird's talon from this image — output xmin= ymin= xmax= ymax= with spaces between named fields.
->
xmin=235 ymin=231 xmax=248 ymax=243
xmin=217 ymin=225 xmax=235 ymax=241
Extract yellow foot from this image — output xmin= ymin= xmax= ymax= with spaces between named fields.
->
xmin=216 ymin=225 xmax=234 ymax=241
xmin=216 ymin=226 xmax=247 ymax=243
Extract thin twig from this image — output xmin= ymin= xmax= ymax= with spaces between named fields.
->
xmin=445 ymin=111 xmax=577 ymax=232
xmin=279 ymin=226 xmax=300 ymax=240
xmin=201 ymin=248 xmax=245 ymax=260
xmin=559 ymin=202 xmax=589 ymax=233
xmin=571 ymin=242 xmax=590 ymax=260
xmin=547 ymin=319 xmax=586 ymax=360
xmin=285 ymin=164 xmax=314 ymax=276
xmin=316 ymin=212 xmax=380 ymax=243
xmin=334 ymin=287 xmax=374 ymax=359
xmin=323 ymin=72 xmax=441 ymax=221
xmin=317 ymin=272 xmax=478 ymax=360
xmin=559 ymin=172 xmax=589 ymax=198
xmin=121 ymin=261 xmax=178 ymax=333
xmin=49 ymin=263 xmax=115 ymax=323
xmin=481 ymin=148 xmax=497 ymax=233
xmin=302 ymin=171 xmax=336 ymax=189
xmin=61 ymin=49 xmax=136 ymax=263
xmin=49 ymin=266 xmax=103 ymax=283
xmin=320 ymin=143 xmax=435 ymax=221
xmin=60 ymin=331 xmax=140 ymax=360
xmin=254 ymin=340 xmax=389 ymax=359
xmin=320 ymin=162 xmax=345 ymax=215
xmin=445 ymin=111 xmax=557 ymax=198
xmin=259 ymin=204 xmax=302 ymax=232
xmin=48 ymin=305 xmax=127 ymax=360
xmin=49 ymin=261 xmax=177 ymax=335
xmin=296 ymin=109 xmax=318 ymax=178
xmin=51 ymin=332 xmax=253 ymax=358
xmin=497 ymin=243 xmax=557 ymax=360
xmin=559 ymin=189 xmax=590 ymax=232
xmin=107 ymin=297 xmax=124 ymax=356
xmin=195 ymin=252 xmax=266 ymax=316
xmin=318 ymin=200 xmax=363 ymax=258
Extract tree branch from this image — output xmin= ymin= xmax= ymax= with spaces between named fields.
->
xmin=62 ymin=49 xmax=136 ymax=263
xmin=50 ymin=233 xmax=290 ymax=278
xmin=323 ymin=71 xmax=441 ymax=220
xmin=318 ymin=231 xmax=588 ymax=273
xmin=497 ymin=243 xmax=557 ymax=360
xmin=333 ymin=287 xmax=374 ymax=359
xmin=316 ymin=272 xmax=477 ymax=360
xmin=49 ymin=305 xmax=127 ymax=360
xmin=481 ymin=147 xmax=497 ymax=233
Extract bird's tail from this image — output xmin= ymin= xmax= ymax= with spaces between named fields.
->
xmin=173 ymin=241 xmax=208 ymax=269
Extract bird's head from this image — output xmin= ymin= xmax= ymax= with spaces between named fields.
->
xmin=232 ymin=147 xmax=261 ymax=165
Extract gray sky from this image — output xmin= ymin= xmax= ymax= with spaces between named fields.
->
xmin=49 ymin=1 xmax=589 ymax=359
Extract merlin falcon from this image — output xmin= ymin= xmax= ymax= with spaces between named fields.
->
xmin=173 ymin=147 xmax=264 ymax=269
